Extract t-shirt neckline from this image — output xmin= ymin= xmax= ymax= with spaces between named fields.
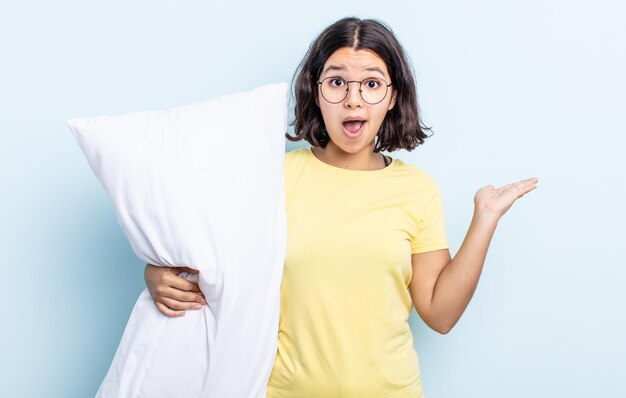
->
xmin=305 ymin=147 xmax=397 ymax=175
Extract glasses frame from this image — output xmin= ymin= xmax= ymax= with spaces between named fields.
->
xmin=316 ymin=76 xmax=393 ymax=105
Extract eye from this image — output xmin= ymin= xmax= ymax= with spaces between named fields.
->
xmin=328 ymin=78 xmax=345 ymax=88
xmin=364 ymin=78 xmax=381 ymax=89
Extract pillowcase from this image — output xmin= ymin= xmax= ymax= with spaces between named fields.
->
xmin=68 ymin=83 xmax=287 ymax=398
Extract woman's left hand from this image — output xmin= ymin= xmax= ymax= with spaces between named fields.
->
xmin=474 ymin=177 xmax=538 ymax=218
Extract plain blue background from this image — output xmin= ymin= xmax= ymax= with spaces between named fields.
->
xmin=1 ymin=1 xmax=624 ymax=397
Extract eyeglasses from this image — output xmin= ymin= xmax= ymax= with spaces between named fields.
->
xmin=317 ymin=77 xmax=392 ymax=105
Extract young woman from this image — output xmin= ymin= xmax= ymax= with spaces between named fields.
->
xmin=144 ymin=17 xmax=537 ymax=397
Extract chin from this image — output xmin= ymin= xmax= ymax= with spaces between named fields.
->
xmin=339 ymin=139 xmax=375 ymax=153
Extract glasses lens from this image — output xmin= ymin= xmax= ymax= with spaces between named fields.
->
xmin=319 ymin=77 xmax=389 ymax=104
xmin=320 ymin=77 xmax=348 ymax=103
xmin=360 ymin=78 xmax=388 ymax=104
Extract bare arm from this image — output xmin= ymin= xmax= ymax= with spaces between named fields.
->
xmin=409 ymin=177 xmax=538 ymax=334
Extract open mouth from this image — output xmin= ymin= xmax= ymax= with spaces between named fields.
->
xmin=342 ymin=120 xmax=365 ymax=137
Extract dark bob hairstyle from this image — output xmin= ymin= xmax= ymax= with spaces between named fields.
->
xmin=286 ymin=17 xmax=432 ymax=152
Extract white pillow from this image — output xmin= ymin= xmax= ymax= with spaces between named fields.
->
xmin=68 ymin=83 xmax=287 ymax=398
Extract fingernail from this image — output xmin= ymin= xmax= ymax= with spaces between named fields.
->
xmin=200 ymin=299 xmax=207 ymax=305
xmin=193 ymin=304 xmax=202 ymax=310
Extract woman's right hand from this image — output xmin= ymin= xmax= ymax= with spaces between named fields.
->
xmin=144 ymin=263 xmax=207 ymax=317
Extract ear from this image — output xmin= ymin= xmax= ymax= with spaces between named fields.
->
xmin=387 ymin=88 xmax=397 ymax=111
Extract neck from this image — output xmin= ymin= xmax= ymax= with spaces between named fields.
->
xmin=312 ymin=142 xmax=385 ymax=171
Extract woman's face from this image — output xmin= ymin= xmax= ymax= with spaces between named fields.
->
xmin=317 ymin=47 xmax=397 ymax=157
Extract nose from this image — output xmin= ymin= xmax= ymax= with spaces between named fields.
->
xmin=344 ymin=81 xmax=363 ymax=108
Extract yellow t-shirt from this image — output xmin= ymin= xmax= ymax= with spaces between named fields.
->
xmin=266 ymin=147 xmax=449 ymax=398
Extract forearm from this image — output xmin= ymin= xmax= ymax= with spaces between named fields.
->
xmin=428 ymin=208 xmax=500 ymax=333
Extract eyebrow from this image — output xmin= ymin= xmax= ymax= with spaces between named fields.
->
xmin=321 ymin=65 xmax=387 ymax=78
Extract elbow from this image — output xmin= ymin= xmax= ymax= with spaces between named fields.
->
xmin=428 ymin=320 xmax=455 ymax=335
xmin=419 ymin=309 xmax=459 ymax=335
xmin=434 ymin=325 xmax=452 ymax=335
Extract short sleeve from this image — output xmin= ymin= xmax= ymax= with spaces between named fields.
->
xmin=410 ymin=182 xmax=449 ymax=254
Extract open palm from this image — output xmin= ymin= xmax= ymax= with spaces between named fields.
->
xmin=474 ymin=177 xmax=538 ymax=218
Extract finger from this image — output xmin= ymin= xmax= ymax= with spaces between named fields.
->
xmin=514 ymin=178 xmax=539 ymax=196
xmin=160 ymin=286 xmax=206 ymax=304
xmin=497 ymin=176 xmax=537 ymax=189
xmin=498 ymin=178 xmax=538 ymax=196
xmin=515 ymin=177 xmax=538 ymax=189
xmin=155 ymin=301 xmax=185 ymax=317
xmin=163 ymin=272 xmax=202 ymax=293
xmin=160 ymin=296 xmax=203 ymax=311
xmin=177 ymin=266 xmax=199 ymax=274
xmin=171 ymin=266 xmax=199 ymax=275
xmin=495 ymin=183 xmax=514 ymax=194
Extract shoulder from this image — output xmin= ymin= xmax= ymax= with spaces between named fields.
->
xmin=390 ymin=158 xmax=439 ymax=192
xmin=283 ymin=147 xmax=311 ymax=197
xmin=284 ymin=147 xmax=310 ymax=172
xmin=285 ymin=147 xmax=309 ymax=162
